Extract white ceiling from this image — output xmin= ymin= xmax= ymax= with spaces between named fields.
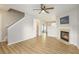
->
xmin=4 ymin=4 xmax=78 ymax=15
xmin=0 ymin=4 xmax=79 ymax=21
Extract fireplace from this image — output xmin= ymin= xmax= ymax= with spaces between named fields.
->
xmin=60 ymin=31 xmax=69 ymax=42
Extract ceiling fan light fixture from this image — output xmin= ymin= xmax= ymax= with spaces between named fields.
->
xmin=42 ymin=10 xmax=45 ymax=13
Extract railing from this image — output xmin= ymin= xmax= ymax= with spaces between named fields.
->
xmin=7 ymin=8 xmax=25 ymax=28
xmin=6 ymin=13 xmax=25 ymax=28
xmin=2 ymin=8 xmax=25 ymax=43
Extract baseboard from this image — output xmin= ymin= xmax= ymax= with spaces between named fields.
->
xmin=8 ymin=35 xmax=36 ymax=45
xmin=8 ymin=39 xmax=26 ymax=45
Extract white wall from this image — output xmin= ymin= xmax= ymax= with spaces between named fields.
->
xmin=0 ymin=32 xmax=1 ymax=42
xmin=48 ymin=23 xmax=57 ymax=37
xmin=76 ymin=8 xmax=79 ymax=47
xmin=69 ymin=9 xmax=78 ymax=46
xmin=57 ymin=8 xmax=79 ymax=46
xmin=8 ymin=15 xmax=36 ymax=45
xmin=0 ymin=15 xmax=1 ymax=42
xmin=0 ymin=12 xmax=2 ymax=42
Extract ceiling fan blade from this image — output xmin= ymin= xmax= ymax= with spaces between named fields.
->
xmin=44 ymin=10 xmax=49 ymax=13
xmin=33 ymin=9 xmax=41 ymax=10
xmin=39 ymin=10 xmax=42 ymax=14
xmin=46 ymin=7 xmax=54 ymax=10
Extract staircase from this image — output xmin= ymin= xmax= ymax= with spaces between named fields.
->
xmin=1 ymin=8 xmax=25 ymax=45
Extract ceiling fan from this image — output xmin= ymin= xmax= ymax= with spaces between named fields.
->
xmin=33 ymin=4 xmax=54 ymax=14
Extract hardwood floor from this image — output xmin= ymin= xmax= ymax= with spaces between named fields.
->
xmin=0 ymin=36 xmax=79 ymax=54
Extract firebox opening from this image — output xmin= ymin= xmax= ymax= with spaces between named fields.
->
xmin=60 ymin=31 xmax=69 ymax=42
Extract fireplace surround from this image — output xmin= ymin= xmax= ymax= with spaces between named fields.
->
xmin=60 ymin=31 xmax=69 ymax=42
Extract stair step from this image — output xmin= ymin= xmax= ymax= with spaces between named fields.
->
xmin=0 ymin=41 xmax=7 ymax=46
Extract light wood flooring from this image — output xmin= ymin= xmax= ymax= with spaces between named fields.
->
xmin=0 ymin=36 xmax=79 ymax=54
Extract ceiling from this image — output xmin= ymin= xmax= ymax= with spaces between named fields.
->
xmin=4 ymin=4 xmax=78 ymax=14
xmin=0 ymin=4 xmax=79 ymax=21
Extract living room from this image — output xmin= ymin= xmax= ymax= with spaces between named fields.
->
xmin=0 ymin=4 xmax=79 ymax=54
